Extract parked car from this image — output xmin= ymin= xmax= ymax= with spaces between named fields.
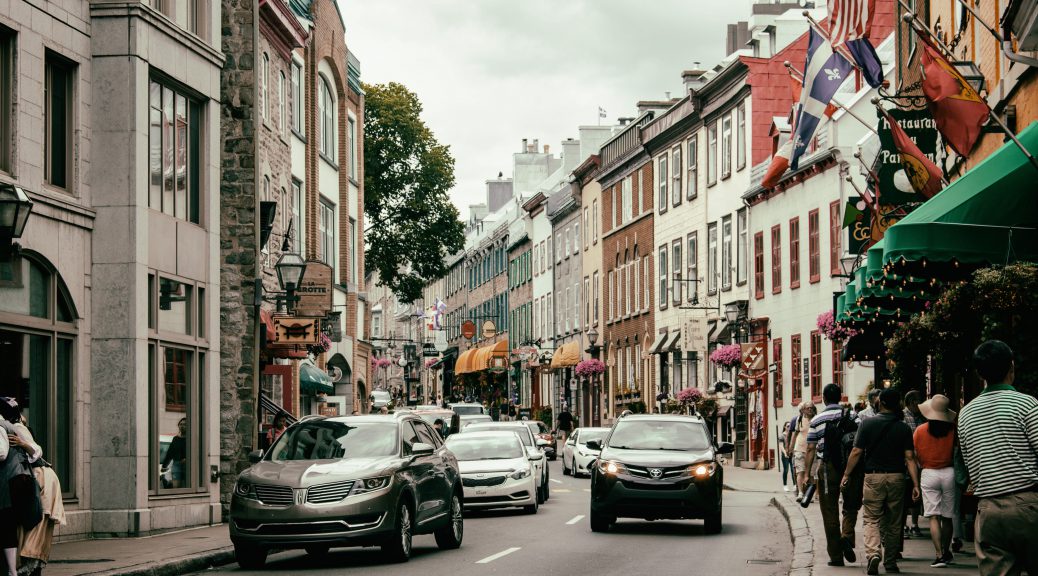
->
xmin=462 ymin=421 xmax=551 ymax=504
xmin=458 ymin=414 xmax=493 ymax=429
xmin=445 ymin=431 xmax=538 ymax=514
xmin=448 ymin=402 xmax=486 ymax=416
xmin=229 ymin=413 xmax=464 ymax=568
xmin=369 ymin=390 xmax=392 ymax=411
xmin=522 ymin=420 xmax=556 ymax=460
xmin=412 ymin=409 xmax=460 ymax=438
xmin=588 ymin=414 xmax=733 ymax=534
xmin=562 ymin=427 xmax=609 ymax=478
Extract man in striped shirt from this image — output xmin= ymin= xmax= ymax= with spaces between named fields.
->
xmin=959 ymin=340 xmax=1038 ymax=576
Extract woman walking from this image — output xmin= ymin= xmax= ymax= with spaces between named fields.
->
xmin=789 ymin=402 xmax=818 ymax=501
xmin=1 ymin=398 xmax=42 ymax=576
xmin=13 ymin=413 xmax=65 ymax=576
xmin=913 ymin=394 xmax=958 ymax=568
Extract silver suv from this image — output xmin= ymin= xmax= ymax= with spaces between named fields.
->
xmin=229 ymin=413 xmax=464 ymax=567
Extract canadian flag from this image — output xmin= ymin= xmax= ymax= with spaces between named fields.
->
xmin=761 ymin=138 xmax=793 ymax=189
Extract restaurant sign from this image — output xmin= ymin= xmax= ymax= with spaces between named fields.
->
xmin=874 ymin=108 xmax=940 ymax=207
xmin=295 ymin=261 xmax=333 ymax=317
xmin=271 ymin=316 xmax=321 ymax=346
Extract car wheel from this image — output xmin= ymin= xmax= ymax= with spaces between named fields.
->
xmin=544 ymin=475 xmax=550 ymax=500
xmin=590 ymin=509 xmax=614 ymax=533
xmin=704 ymin=509 xmax=723 ymax=534
xmin=563 ymin=456 xmax=571 ymax=476
xmin=234 ymin=543 xmax=267 ymax=570
xmin=536 ymin=483 xmax=545 ymax=504
xmin=523 ymin=499 xmax=538 ymax=514
xmin=382 ymin=500 xmax=413 ymax=563
xmin=304 ymin=545 xmax=329 ymax=557
xmin=434 ymin=492 xmax=464 ymax=550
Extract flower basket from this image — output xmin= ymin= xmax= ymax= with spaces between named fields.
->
xmin=308 ymin=333 xmax=332 ymax=356
xmin=709 ymin=344 xmax=742 ymax=368
xmin=676 ymin=387 xmax=703 ymax=406
xmin=424 ymin=358 xmax=440 ymax=369
xmin=575 ymin=359 xmax=605 ymax=377
xmin=817 ymin=310 xmax=857 ymax=341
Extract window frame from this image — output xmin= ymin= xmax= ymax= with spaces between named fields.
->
xmin=737 ymin=103 xmax=746 ymax=171
xmin=832 ymin=339 xmax=843 ymax=390
xmin=808 ymin=208 xmax=821 ymax=284
xmin=736 ymin=209 xmax=748 ymax=286
xmin=45 ymin=52 xmax=75 ymax=191
xmin=810 ymin=330 xmax=822 ymax=401
xmin=320 ymin=199 xmax=336 ymax=267
xmin=261 ymin=53 xmax=269 ymax=123
xmin=671 ymin=239 xmax=682 ymax=305
xmin=721 ymin=215 xmax=732 ymax=290
xmin=671 ymin=145 xmax=682 ymax=207
xmin=348 ymin=115 xmax=358 ymax=181
xmin=687 ymin=135 xmax=698 ymax=200
xmin=291 ymin=59 xmax=304 ymax=137
xmin=829 ymin=200 xmax=842 ymax=276
xmin=148 ymin=78 xmax=203 ymax=225
xmin=789 ymin=217 xmax=801 ymax=289
xmin=753 ymin=231 xmax=764 ymax=300
xmin=721 ymin=114 xmax=733 ymax=179
xmin=791 ymin=334 xmax=802 ymax=405
xmin=686 ymin=232 xmax=698 ymax=303
xmin=707 ymin=222 xmax=718 ymax=295
xmin=657 ymin=154 xmax=668 ymax=214
xmin=658 ymin=245 xmax=668 ymax=311
xmin=770 ymin=225 xmax=782 ymax=294
xmin=773 ymin=338 xmax=783 ymax=407
xmin=318 ymin=74 xmax=337 ymax=161
xmin=0 ymin=28 xmax=13 ymax=174
xmin=707 ymin=123 xmax=717 ymax=186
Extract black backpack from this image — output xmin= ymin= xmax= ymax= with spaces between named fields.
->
xmin=822 ymin=408 xmax=858 ymax=473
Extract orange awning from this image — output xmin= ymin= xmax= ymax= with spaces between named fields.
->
xmin=455 ymin=348 xmax=477 ymax=375
xmin=457 ymin=339 xmax=509 ymax=374
xmin=550 ymin=341 xmax=581 ymax=368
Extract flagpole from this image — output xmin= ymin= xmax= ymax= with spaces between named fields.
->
xmin=947 ymin=0 xmax=1038 ymax=67
xmin=784 ymin=61 xmax=880 ymax=136
xmin=802 ymin=11 xmax=862 ymax=73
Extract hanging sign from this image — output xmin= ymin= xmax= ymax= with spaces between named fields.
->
xmin=460 ymin=320 xmax=477 ymax=340
xmin=481 ymin=320 xmax=497 ymax=340
xmin=874 ymin=108 xmax=941 ymax=207
xmin=846 ymin=196 xmax=902 ymax=254
xmin=271 ymin=316 xmax=321 ymax=346
xmin=295 ymin=261 xmax=333 ymax=317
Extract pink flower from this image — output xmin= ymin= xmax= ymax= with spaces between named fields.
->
xmin=575 ymin=359 xmax=605 ymax=376
xmin=710 ymin=344 xmax=742 ymax=367
xmin=676 ymin=387 xmax=703 ymax=405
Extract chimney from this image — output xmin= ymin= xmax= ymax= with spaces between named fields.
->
xmin=618 ymin=117 xmax=633 ymax=126
xmin=543 ymin=144 xmax=550 ymax=154
xmin=682 ymin=64 xmax=708 ymax=94
xmin=521 ymin=138 xmax=528 ymax=153
xmin=533 ymin=139 xmax=539 ymax=153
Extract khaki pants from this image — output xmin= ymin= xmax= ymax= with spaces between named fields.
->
xmin=863 ymin=473 xmax=906 ymax=567
xmin=817 ymin=462 xmax=861 ymax=563
xmin=976 ymin=490 xmax=1038 ymax=576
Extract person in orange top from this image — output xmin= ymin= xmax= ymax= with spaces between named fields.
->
xmin=913 ymin=394 xmax=958 ymax=568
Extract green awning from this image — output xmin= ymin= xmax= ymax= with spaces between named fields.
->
xmin=299 ymin=362 xmax=334 ymax=395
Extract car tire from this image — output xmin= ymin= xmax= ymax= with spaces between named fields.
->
xmin=304 ymin=545 xmax=330 ymax=557
xmin=590 ymin=509 xmax=614 ymax=533
xmin=523 ymin=500 xmax=538 ymax=514
xmin=563 ymin=456 xmax=571 ymax=476
xmin=704 ymin=509 xmax=723 ymax=534
xmin=434 ymin=492 xmax=464 ymax=550
xmin=234 ymin=543 xmax=267 ymax=570
xmin=382 ymin=500 xmax=414 ymax=563
xmin=536 ymin=483 xmax=545 ymax=504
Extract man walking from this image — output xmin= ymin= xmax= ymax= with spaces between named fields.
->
xmin=804 ymin=383 xmax=859 ymax=567
xmin=958 ymin=340 xmax=1038 ymax=576
xmin=857 ymin=388 xmax=882 ymax=423
xmin=842 ymin=388 xmax=920 ymax=575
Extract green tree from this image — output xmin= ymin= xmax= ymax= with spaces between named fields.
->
xmin=363 ymin=82 xmax=464 ymax=302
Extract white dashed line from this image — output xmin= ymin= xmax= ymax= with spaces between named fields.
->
xmin=566 ymin=515 xmax=585 ymax=525
xmin=476 ymin=547 xmax=521 ymax=564
xmin=554 ymin=489 xmax=572 ymax=493
xmin=582 ymin=488 xmax=591 ymax=492
xmin=550 ymin=478 xmax=563 ymax=484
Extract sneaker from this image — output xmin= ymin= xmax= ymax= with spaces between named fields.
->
xmin=942 ymin=551 xmax=953 ymax=565
xmin=911 ymin=525 xmax=923 ymax=536
xmin=827 ymin=560 xmax=845 ymax=567
xmin=903 ymin=525 xmax=910 ymax=538
xmin=783 ymin=485 xmax=791 ymax=492
xmin=841 ymin=537 xmax=857 ymax=563
xmin=952 ymin=538 xmax=963 ymax=553
xmin=866 ymin=556 xmax=881 ymax=575
xmin=931 ymin=556 xmax=948 ymax=568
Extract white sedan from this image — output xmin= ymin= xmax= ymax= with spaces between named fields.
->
xmin=444 ymin=431 xmax=539 ymax=514
xmin=562 ymin=427 xmax=610 ymax=478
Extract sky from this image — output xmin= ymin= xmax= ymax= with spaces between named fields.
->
xmin=343 ymin=0 xmax=754 ymax=220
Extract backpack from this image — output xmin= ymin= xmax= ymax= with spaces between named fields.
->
xmin=822 ymin=408 xmax=858 ymax=473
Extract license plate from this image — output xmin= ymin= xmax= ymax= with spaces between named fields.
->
xmin=476 ymin=489 xmax=487 ymax=495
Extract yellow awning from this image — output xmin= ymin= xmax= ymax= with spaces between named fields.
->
xmin=456 ymin=339 xmax=509 ymax=374
xmin=455 ymin=348 xmax=477 ymax=375
xmin=550 ymin=341 xmax=581 ymax=368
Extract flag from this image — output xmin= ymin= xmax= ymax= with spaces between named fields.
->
xmin=917 ymin=33 xmax=989 ymax=156
xmin=828 ymin=0 xmax=875 ymax=50
xmin=598 ymin=106 xmax=607 ymax=119
xmin=434 ymin=298 xmax=447 ymax=330
xmin=761 ymin=138 xmax=792 ymax=188
xmin=790 ymin=73 xmax=839 ymax=117
xmin=879 ymin=107 xmax=944 ymax=199
xmin=790 ymin=29 xmax=854 ymax=170
xmin=846 ymin=38 xmax=884 ymax=88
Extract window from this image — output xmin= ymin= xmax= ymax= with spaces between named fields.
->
xmin=555 ymin=233 xmax=562 ymax=263
xmin=753 ymin=232 xmax=764 ymax=299
xmin=829 ymin=201 xmax=842 ymax=276
xmin=318 ymin=75 xmax=336 ymax=159
xmin=721 ymin=115 xmax=732 ymax=179
xmin=737 ymin=209 xmax=748 ymax=285
xmin=686 ymin=232 xmax=698 ymax=303
xmin=687 ymin=136 xmax=698 ymax=200
xmin=593 ymin=271 xmax=599 ymax=325
xmin=633 ymin=251 xmax=640 ymax=310
xmin=610 ymin=187 xmax=617 ymax=231
xmin=622 ymin=176 xmax=633 ymax=224
xmin=790 ymin=217 xmax=801 ymax=288
xmin=642 ymin=256 xmax=650 ymax=312
xmin=583 ymin=207 xmax=589 ymax=250
xmin=584 ymin=276 xmax=590 ymax=329
xmin=672 ymin=240 xmax=682 ymax=305
xmin=791 ymin=334 xmax=802 ymax=404
xmin=564 ymin=287 xmax=571 ymax=333
xmin=607 ymin=270 xmax=614 ymax=321
xmin=671 ymin=146 xmax=682 ymax=207
xmin=808 ymin=208 xmax=820 ymax=283
xmin=657 ymin=155 xmax=668 ymax=213
xmin=45 ymin=53 xmax=74 ymax=190
xmin=592 ymin=199 xmax=598 ymax=243
xmin=737 ymin=103 xmax=746 ymax=170
xmin=149 ymin=80 xmax=202 ymax=223
xmin=773 ymin=339 xmax=783 ymax=407
xmin=707 ymin=124 xmax=717 ymax=185
xmin=624 ymin=256 xmax=631 ymax=316
xmin=278 ymin=71 xmax=286 ymax=134
xmin=721 ymin=215 xmax=732 ymax=289
xmin=290 ymin=180 xmax=303 ymax=252
xmin=810 ymin=330 xmax=822 ymax=399
xmin=832 ymin=340 xmax=844 ymax=390
xmin=658 ymin=245 xmax=668 ymax=310
xmin=261 ymin=53 xmax=269 ymax=122
xmin=0 ymin=28 xmax=12 ymax=173
xmin=320 ymin=201 xmax=335 ymax=266
xmin=707 ymin=223 xmax=718 ymax=294
xmin=291 ymin=60 xmax=304 ymax=135
xmin=771 ymin=225 xmax=782 ymax=294
xmin=348 ymin=116 xmax=358 ymax=180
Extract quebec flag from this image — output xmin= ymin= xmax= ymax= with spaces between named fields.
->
xmin=790 ymin=29 xmax=854 ymax=170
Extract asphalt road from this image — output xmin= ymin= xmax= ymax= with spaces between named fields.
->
xmin=197 ymin=459 xmax=792 ymax=576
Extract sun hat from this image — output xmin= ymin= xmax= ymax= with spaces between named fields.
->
xmin=919 ymin=394 xmax=956 ymax=423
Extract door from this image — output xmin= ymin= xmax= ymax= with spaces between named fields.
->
xmin=402 ymin=421 xmax=441 ymax=526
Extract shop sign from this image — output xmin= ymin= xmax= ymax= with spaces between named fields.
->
xmin=874 ymin=108 xmax=941 ymax=207
xmin=422 ymin=343 xmax=438 ymax=357
xmin=481 ymin=320 xmax=497 ymax=340
xmin=846 ymin=197 xmax=902 ymax=254
xmin=295 ymin=261 xmax=333 ymax=317
xmin=460 ymin=320 xmax=477 ymax=340
xmin=271 ymin=315 xmax=321 ymax=346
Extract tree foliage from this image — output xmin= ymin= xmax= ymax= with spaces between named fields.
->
xmin=362 ymin=82 xmax=464 ymax=302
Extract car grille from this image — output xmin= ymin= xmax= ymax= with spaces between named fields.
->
xmin=466 ymin=491 xmax=530 ymax=504
xmin=254 ymin=484 xmax=293 ymax=506
xmin=307 ymin=480 xmax=356 ymax=504
xmin=621 ymin=479 xmax=689 ymax=491
xmin=235 ymin=514 xmax=383 ymax=535
xmin=462 ymin=475 xmax=507 ymax=487
xmin=625 ymin=465 xmax=688 ymax=480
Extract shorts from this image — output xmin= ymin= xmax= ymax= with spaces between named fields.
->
xmin=921 ymin=467 xmax=956 ymax=518
xmin=793 ymin=451 xmax=807 ymax=473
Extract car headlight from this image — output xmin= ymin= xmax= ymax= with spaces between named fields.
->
xmin=689 ymin=462 xmax=716 ymax=478
xmin=509 ymin=468 xmax=531 ymax=480
xmin=597 ymin=460 xmax=625 ymax=476
xmin=234 ymin=479 xmax=257 ymax=500
xmin=351 ymin=476 xmax=391 ymax=495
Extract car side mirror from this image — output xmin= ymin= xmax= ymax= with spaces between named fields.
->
xmin=585 ymin=439 xmax=602 ymax=451
xmin=248 ymin=449 xmax=264 ymax=464
xmin=715 ymin=442 xmax=735 ymax=455
xmin=535 ymin=438 xmax=550 ymax=448
xmin=411 ymin=442 xmax=435 ymax=458
xmin=566 ymin=438 xmax=576 ymax=446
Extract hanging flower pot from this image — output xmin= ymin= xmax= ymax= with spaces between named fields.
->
xmin=709 ymin=344 xmax=742 ymax=368
xmin=575 ymin=358 xmax=605 ymax=377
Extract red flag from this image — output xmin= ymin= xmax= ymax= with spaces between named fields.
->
xmin=828 ymin=0 xmax=877 ymax=49
xmin=790 ymin=74 xmax=839 ymax=117
xmin=879 ymin=108 xmax=944 ymax=199
xmin=917 ymin=33 xmax=989 ymax=156
xmin=762 ymin=138 xmax=793 ymax=188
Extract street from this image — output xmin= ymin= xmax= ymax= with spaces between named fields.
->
xmin=195 ymin=459 xmax=791 ymax=576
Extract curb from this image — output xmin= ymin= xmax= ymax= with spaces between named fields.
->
xmin=771 ymin=495 xmax=815 ymax=576
xmin=78 ymin=547 xmax=235 ymax=576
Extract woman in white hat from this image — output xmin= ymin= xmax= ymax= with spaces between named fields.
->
xmin=913 ymin=394 xmax=958 ymax=568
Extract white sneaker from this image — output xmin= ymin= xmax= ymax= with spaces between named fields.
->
xmin=783 ymin=486 xmax=791 ymax=492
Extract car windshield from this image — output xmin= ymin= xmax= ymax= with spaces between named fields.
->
xmin=579 ymin=431 xmax=606 ymax=446
xmin=371 ymin=391 xmax=390 ymax=400
xmin=469 ymin=425 xmax=533 ymax=446
xmin=445 ymin=435 xmax=524 ymax=461
xmin=606 ymin=420 xmax=711 ymax=451
xmin=451 ymin=405 xmax=483 ymax=415
xmin=269 ymin=421 xmax=398 ymax=461
xmin=418 ymin=412 xmax=452 ymax=425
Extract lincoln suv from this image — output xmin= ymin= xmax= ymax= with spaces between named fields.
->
xmin=229 ymin=413 xmax=464 ymax=568
xmin=587 ymin=414 xmax=734 ymax=534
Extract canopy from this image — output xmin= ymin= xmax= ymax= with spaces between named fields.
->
xmin=648 ymin=332 xmax=670 ymax=355
xmin=299 ymin=361 xmax=334 ymax=395
xmin=663 ymin=331 xmax=683 ymax=352
xmin=550 ymin=341 xmax=581 ymax=368
xmin=456 ymin=339 xmax=509 ymax=374
xmin=454 ymin=348 xmax=477 ymax=375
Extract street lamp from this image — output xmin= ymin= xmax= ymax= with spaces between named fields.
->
xmin=586 ymin=327 xmax=601 ymax=426
xmin=0 ymin=182 xmax=33 ymax=258
xmin=724 ymin=302 xmax=740 ymax=323
xmin=274 ymin=252 xmax=307 ymax=313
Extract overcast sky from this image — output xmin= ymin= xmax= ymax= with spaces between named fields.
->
xmin=343 ymin=0 xmax=753 ymax=219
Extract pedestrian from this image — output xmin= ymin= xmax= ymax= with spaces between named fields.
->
xmin=0 ymin=398 xmax=43 ymax=576
xmin=804 ymin=384 xmax=861 ymax=567
xmin=0 ymin=423 xmax=13 ymax=576
xmin=160 ymin=417 xmax=187 ymax=489
xmin=903 ymin=390 xmax=925 ymax=538
xmin=433 ymin=419 xmax=447 ymax=439
xmin=265 ymin=413 xmax=288 ymax=448
xmin=556 ymin=406 xmax=574 ymax=444
xmin=913 ymin=394 xmax=958 ymax=568
xmin=780 ymin=420 xmax=794 ymax=492
xmin=857 ymin=389 xmax=882 ymax=424
xmin=14 ymin=413 xmax=66 ymax=576
xmin=958 ymin=340 xmax=1038 ymax=576
xmin=841 ymin=388 xmax=921 ymax=575
xmin=789 ymin=401 xmax=817 ymax=500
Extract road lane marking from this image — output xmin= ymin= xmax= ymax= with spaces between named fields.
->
xmin=566 ymin=515 xmax=585 ymax=525
xmin=582 ymin=488 xmax=591 ymax=492
xmin=476 ymin=547 xmax=521 ymax=564
xmin=554 ymin=489 xmax=572 ymax=493
xmin=550 ymin=478 xmax=562 ymax=484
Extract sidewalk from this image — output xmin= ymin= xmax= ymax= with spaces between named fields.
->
xmin=724 ymin=463 xmax=980 ymax=576
xmin=47 ymin=525 xmax=233 ymax=576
